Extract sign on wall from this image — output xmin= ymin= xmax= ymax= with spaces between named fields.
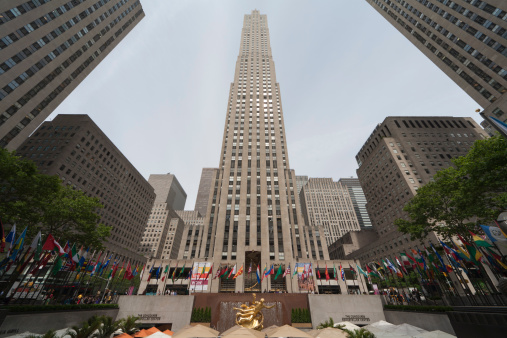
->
xmin=189 ymin=262 xmax=212 ymax=291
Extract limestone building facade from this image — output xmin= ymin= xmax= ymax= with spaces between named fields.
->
xmin=0 ymin=0 xmax=145 ymax=150
xmin=16 ymin=114 xmax=154 ymax=266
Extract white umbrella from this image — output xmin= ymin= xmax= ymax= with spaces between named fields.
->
xmin=413 ymin=330 xmax=456 ymax=338
xmin=308 ymin=328 xmax=348 ymax=338
xmin=333 ymin=322 xmax=360 ymax=331
xmin=221 ymin=326 xmax=266 ymax=338
xmin=146 ymin=332 xmax=172 ymax=338
xmin=266 ymin=325 xmax=312 ymax=338
xmin=385 ymin=323 xmax=428 ymax=336
xmin=172 ymin=324 xmax=219 ymax=338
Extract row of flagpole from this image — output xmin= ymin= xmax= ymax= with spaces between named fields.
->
xmin=0 ymin=225 xmax=144 ymax=304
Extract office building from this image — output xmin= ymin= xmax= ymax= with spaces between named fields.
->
xmin=138 ymin=174 xmax=187 ymax=260
xmin=138 ymin=10 xmax=367 ymax=295
xmin=0 ymin=0 xmax=145 ymax=150
xmin=339 ymin=178 xmax=373 ymax=228
xmin=16 ymin=114 xmax=154 ymax=266
xmin=300 ymin=178 xmax=361 ymax=246
xmin=175 ymin=210 xmax=204 ymax=260
xmin=365 ymin=0 xmax=507 ymax=132
xmin=194 ymin=168 xmax=215 ymax=216
xmin=347 ymin=116 xmax=488 ymax=263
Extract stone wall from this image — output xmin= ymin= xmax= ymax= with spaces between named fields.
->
xmin=384 ymin=310 xmax=455 ymax=335
xmin=116 ymin=295 xmax=194 ymax=333
xmin=308 ymin=295 xmax=385 ymax=327
xmin=0 ymin=309 xmax=119 ymax=337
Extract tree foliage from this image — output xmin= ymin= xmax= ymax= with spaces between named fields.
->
xmin=0 ymin=148 xmax=110 ymax=249
xmin=395 ymin=135 xmax=507 ymax=241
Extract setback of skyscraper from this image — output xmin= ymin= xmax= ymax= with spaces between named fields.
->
xmin=0 ymin=0 xmax=145 ymax=150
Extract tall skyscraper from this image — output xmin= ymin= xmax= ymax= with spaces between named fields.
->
xmin=299 ymin=178 xmax=361 ymax=246
xmin=339 ymin=178 xmax=373 ymax=228
xmin=148 ymin=173 xmax=187 ymax=211
xmin=138 ymin=10 xmax=367 ymax=295
xmin=16 ymin=114 xmax=155 ymax=266
xmin=365 ymin=0 xmax=507 ymax=128
xmin=0 ymin=0 xmax=145 ymax=150
xmin=348 ymin=116 xmax=488 ymax=263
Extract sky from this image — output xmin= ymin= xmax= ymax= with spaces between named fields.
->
xmin=48 ymin=0 xmax=481 ymax=210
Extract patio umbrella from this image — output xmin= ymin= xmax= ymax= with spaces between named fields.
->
xmin=221 ymin=326 xmax=266 ymax=338
xmin=308 ymin=328 xmax=348 ymax=338
xmin=266 ymin=325 xmax=312 ymax=338
xmin=413 ymin=330 xmax=456 ymax=338
xmin=385 ymin=323 xmax=428 ymax=336
xmin=145 ymin=328 xmax=162 ymax=336
xmin=134 ymin=330 xmax=149 ymax=338
xmin=261 ymin=326 xmax=279 ymax=334
xmin=333 ymin=322 xmax=360 ymax=331
xmin=172 ymin=324 xmax=219 ymax=338
xmin=145 ymin=332 xmax=172 ymax=338
xmin=115 ymin=333 xmax=133 ymax=338
xmin=221 ymin=325 xmax=244 ymax=336
xmin=162 ymin=330 xmax=174 ymax=336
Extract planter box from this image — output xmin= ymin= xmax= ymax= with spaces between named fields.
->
xmin=292 ymin=323 xmax=312 ymax=328
xmin=191 ymin=323 xmax=211 ymax=327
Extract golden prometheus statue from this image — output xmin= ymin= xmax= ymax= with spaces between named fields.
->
xmin=234 ymin=293 xmax=275 ymax=330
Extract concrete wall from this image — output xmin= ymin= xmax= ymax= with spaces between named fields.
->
xmin=0 ymin=309 xmax=119 ymax=337
xmin=117 ymin=295 xmax=194 ymax=333
xmin=384 ymin=310 xmax=455 ymax=335
xmin=308 ymin=295 xmax=385 ymax=327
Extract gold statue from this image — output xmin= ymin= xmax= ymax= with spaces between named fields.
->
xmin=234 ymin=293 xmax=275 ymax=330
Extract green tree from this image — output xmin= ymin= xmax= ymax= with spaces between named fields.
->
xmin=395 ymin=135 xmax=507 ymax=241
xmin=94 ymin=316 xmax=121 ymax=338
xmin=117 ymin=315 xmax=140 ymax=335
xmin=317 ymin=317 xmax=335 ymax=329
xmin=0 ymin=149 xmax=110 ymax=249
xmin=344 ymin=328 xmax=376 ymax=338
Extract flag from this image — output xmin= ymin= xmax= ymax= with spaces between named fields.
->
xmin=488 ymin=116 xmax=507 ymax=136
xmin=51 ymin=254 xmax=63 ymax=275
xmin=366 ymin=264 xmax=380 ymax=278
xmin=325 ymin=264 xmax=330 ymax=281
xmin=317 ymin=265 xmax=321 ymax=279
xmin=41 ymin=234 xmax=65 ymax=256
xmin=78 ymin=248 xmax=89 ymax=268
xmin=108 ymin=261 xmax=118 ymax=279
xmin=155 ymin=265 xmax=162 ymax=281
xmin=357 ymin=264 xmax=368 ymax=277
xmin=205 ymin=264 xmax=213 ymax=279
xmin=264 ymin=264 xmax=273 ymax=277
xmin=485 ymin=247 xmax=507 ymax=270
xmin=177 ymin=264 xmax=185 ymax=279
xmin=293 ymin=264 xmax=298 ymax=279
xmin=186 ymin=269 xmax=192 ymax=279
xmin=340 ymin=263 xmax=345 ymax=281
xmin=256 ymin=265 xmax=261 ymax=283
xmin=138 ymin=264 xmax=146 ymax=280
xmin=161 ymin=265 xmax=169 ymax=281
xmin=469 ymin=231 xmax=493 ymax=248
xmin=233 ymin=264 xmax=243 ymax=279
xmin=274 ymin=264 xmax=283 ymax=280
xmin=333 ymin=264 xmax=338 ymax=281
xmin=9 ymin=227 xmax=27 ymax=260
xmin=228 ymin=264 xmax=237 ymax=279
xmin=171 ymin=265 xmax=177 ymax=282
xmin=5 ymin=224 xmax=16 ymax=256
xmin=73 ymin=246 xmax=83 ymax=264
xmin=395 ymin=256 xmax=407 ymax=274
xmin=124 ymin=261 xmax=134 ymax=280
xmin=400 ymin=252 xmax=411 ymax=266
xmin=112 ymin=260 xmax=122 ymax=278
xmin=349 ymin=263 xmax=356 ymax=277
xmin=283 ymin=264 xmax=290 ymax=278
xmin=458 ymin=234 xmax=482 ymax=262
xmin=248 ymin=262 xmax=252 ymax=274
xmin=262 ymin=264 xmax=268 ymax=281
xmin=100 ymin=255 xmax=112 ymax=275
xmin=220 ymin=266 xmax=229 ymax=278
xmin=90 ymin=251 xmax=102 ymax=276
xmin=480 ymin=224 xmax=507 ymax=246
xmin=214 ymin=265 xmax=221 ymax=279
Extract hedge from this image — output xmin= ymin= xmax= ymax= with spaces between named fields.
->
xmin=291 ymin=308 xmax=311 ymax=323
xmin=191 ymin=307 xmax=211 ymax=323
xmin=7 ymin=304 xmax=119 ymax=313
xmin=383 ymin=305 xmax=453 ymax=312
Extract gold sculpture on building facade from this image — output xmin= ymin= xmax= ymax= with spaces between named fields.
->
xmin=234 ymin=293 xmax=275 ymax=330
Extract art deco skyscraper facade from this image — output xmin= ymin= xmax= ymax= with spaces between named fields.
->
xmin=366 ymin=0 xmax=507 ymax=126
xmin=197 ymin=10 xmax=321 ymax=286
xmin=0 ymin=0 xmax=145 ymax=150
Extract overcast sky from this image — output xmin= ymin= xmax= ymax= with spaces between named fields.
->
xmin=48 ymin=0 xmax=481 ymax=210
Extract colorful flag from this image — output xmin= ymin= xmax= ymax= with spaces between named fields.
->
xmin=90 ymin=251 xmax=102 ymax=276
xmin=78 ymin=248 xmax=89 ymax=268
xmin=9 ymin=227 xmax=27 ymax=260
xmin=469 ymin=231 xmax=493 ymax=248
xmin=41 ymin=234 xmax=65 ymax=256
xmin=340 ymin=263 xmax=345 ymax=281
xmin=124 ymin=261 xmax=134 ymax=280
xmin=248 ymin=262 xmax=252 ymax=274
xmin=480 ymin=224 xmax=507 ymax=246
xmin=349 ymin=263 xmax=357 ymax=277
xmin=325 ymin=264 xmax=330 ymax=281
xmin=283 ymin=264 xmax=290 ymax=278
xmin=317 ymin=265 xmax=321 ymax=279
xmin=177 ymin=264 xmax=185 ymax=279
xmin=366 ymin=264 xmax=380 ymax=278
xmin=458 ymin=234 xmax=482 ymax=262
xmin=264 ymin=264 xmax=273 ymax=277
xmin=274 ymin=264 xmax=283 ymax=280
xmin=256 ymin=265 xmax=261 ymax=283
xmin=228 ymin=264 xmax=237 ymax=279
xmin=293 ymin=264 xmax=298 ymax=279
xmin=161 ymin=265 xmax=169 ymax=282
xmin=262 ymin=264 xmax=268 ymax=281
xmin=5 ymin=224 xmax=16 ymax=256
xmin=333 ymin=264 xmax=338 ymax=281
xmin=357 ymin=264 xmax=368 ymax=277
xmin=214 ymin=265 xmax=221 ymax=279
xmin=233 ymin=264 xmax=243 ymax=279
xmin=171 ymin=264 xmax=177 ymax=282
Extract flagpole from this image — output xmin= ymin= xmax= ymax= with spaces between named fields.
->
xmin=28 ymin=252 xmax=54 ymax=305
